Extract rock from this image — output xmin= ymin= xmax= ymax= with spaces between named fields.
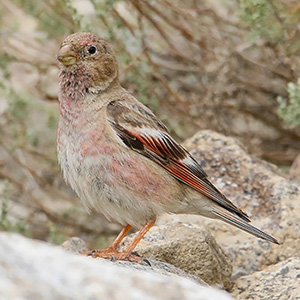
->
xmin=0 ymin=232 xmax=235 ymax=300
xmin=61 ymin=236 xmax=207 ymax=286
xmin=290 ymin=153 xmax=300 ymax=182
xmin=61 ymin=236 xmax=89 ymax=253
xmin=178 ymin=130 xmax=300 ymax=279
xmin=231 ymin=257 xmax=300 ymax=300
xmin=120 ymin=221 xmax=233 ymax=289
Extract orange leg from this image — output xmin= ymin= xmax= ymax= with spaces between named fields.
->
xmin=107 ymin=224 xmax=132 ymax=251
xmin=122 ymin=221 xmax=155 ymax=254
xmin=82 ymin=220 xmax=155 ymax=264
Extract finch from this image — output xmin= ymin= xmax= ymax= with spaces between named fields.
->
xmin=57 ymin=32 xmax=279 ymax=263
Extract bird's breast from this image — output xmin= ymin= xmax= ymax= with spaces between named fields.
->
xmin=57 ymin=119 xmax=184 ymax=225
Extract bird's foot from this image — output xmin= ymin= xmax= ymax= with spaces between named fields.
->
xmin=81 ymin=249 xmax=150 ymax=265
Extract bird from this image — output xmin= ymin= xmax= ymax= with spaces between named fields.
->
xmin=56 ymin=32 xmax=279 ymax=263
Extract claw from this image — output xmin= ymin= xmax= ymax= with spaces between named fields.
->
xmin=81 ymin=249 xmax=96 ymax=257
xmin=131 ymin=251 xmax=141 ymax=257
xmin=143 ymin=258 xmax=151 ymax=266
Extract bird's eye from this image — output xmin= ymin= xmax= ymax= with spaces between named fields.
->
xmin=87 ymin=45 xmax=97 ymax=55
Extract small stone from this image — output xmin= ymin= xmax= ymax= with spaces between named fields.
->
xmin=61 ymin=237 xmax=89 ymax=253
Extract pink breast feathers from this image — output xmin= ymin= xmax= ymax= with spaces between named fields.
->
xmin=109 ymin=156 xmax=169 ymax=202
xmin=80 ymin=129 xmax=115 ymax=158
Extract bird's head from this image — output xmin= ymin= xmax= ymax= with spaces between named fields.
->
xmin=57 ymin=32 xmax=119 ymax=94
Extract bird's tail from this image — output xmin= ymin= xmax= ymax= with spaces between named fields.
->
xmin=211 ymin=207 xmax=280 ymax=244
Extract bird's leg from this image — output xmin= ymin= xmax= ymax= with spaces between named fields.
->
xmin=106 ymin=224 xmax=133 ymax=251
xmin=81 ymin=224 xmax=132 ymax=256
xmin=81 ymin=221 xmax=155 ymax=264
xmin=121 ymin=220 xmax=155 ymax=255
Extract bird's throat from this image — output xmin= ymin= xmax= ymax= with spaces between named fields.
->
xmin=58 ymin=67 xmax=119 ymax=125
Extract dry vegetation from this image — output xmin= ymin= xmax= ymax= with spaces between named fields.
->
xmin=0 ymin=0 xmax=299 ymax=245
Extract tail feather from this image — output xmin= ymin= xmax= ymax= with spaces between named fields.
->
xmin=212 ymin=208 xmax=280 ymax=244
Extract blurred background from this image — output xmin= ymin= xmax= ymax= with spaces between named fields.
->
xmin=0 ymin=0 xmax=299 ymax=248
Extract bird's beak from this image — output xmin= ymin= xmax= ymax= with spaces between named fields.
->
xmin=57 ymin=44 xmax=77 ymax=66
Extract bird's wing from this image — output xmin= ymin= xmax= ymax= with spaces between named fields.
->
xmin=107 ymin=99 xmax=250 ymax=222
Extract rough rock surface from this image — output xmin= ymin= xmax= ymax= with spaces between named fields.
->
xmin=178 ymin=130 xmax=300 ymax=279
xmin=0 ymin=232 xmax=235 ymax=300
xmin=231 ymin=257 xmax=300 ymax=300
xmin=120 ymin=221 xmax=233 ymax=289
xmin=62 ymin=237 xmax=206 ymax=286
